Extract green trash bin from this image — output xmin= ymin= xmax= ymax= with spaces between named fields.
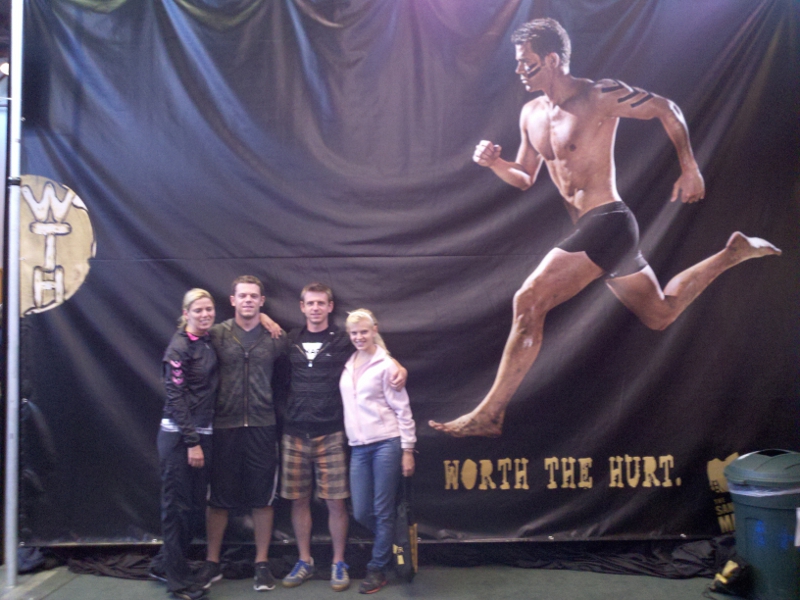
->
xmin=724 ymin=449 xmax=800 ymax=600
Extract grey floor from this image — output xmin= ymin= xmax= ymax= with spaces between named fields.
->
xmin=1 ymin=565 xmax=717 ymax=600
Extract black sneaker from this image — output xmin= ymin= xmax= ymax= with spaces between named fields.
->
xmin=171 ymin=582 xmax=208 ymax=600
xmin=254 ymin=561 xmax=276 ymax=591
xmin=359 ymin=570 xmax=388 ymax=594
xmin=195 ymin=561 xmax=222 ymax=590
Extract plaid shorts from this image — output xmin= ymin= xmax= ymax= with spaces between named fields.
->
xmin=280 ymin=431 xmax=350 ymax=500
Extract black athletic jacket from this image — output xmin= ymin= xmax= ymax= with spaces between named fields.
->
xmin=282 ymin=325 xmax=352 ymax=438
xmin=162 ymin=329 xmax=218 ymax=447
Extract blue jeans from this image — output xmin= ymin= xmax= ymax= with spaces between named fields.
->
xmin=349 ymin=437 xmax=402 ymax=572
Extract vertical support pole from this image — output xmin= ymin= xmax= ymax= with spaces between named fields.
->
xmin=5 ymin=0 xmax=25 ymax=589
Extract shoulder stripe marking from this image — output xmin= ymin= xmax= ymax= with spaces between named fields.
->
xmin=617 ymin=91 xmax=640 ymax=103
xmin=601 ymin=80 xmax=626 ymax=93
xmin=630 ymin=93 xmax=654 ymax=107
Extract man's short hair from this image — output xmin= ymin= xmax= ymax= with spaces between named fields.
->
xmin=231 ymin=275 xmax=264 ymax=297
xmin=511 ymin=18 xmax=571 ymax=68
xmin=300 ymin=282 xmax=333 ymax=303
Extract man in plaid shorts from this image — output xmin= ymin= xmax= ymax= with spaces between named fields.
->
xmin=279 ymin=283 xmax=407 ymax=591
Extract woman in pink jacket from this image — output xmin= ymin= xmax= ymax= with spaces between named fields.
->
xmin=340 ymin=309 xmax=416 ymax=594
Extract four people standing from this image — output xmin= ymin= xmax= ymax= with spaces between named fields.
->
xmin=157 ymin=280 xmax=414 ymax=597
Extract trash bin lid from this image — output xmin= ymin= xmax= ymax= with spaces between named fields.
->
xmin=724 ymin=449 xmax=800 ymax=488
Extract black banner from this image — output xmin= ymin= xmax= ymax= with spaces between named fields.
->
xmin=16 ymin=0 xmax=799 ymax=544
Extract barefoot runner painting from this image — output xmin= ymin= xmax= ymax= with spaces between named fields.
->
xmin=429 ymin=19 xmax=781 ymax=438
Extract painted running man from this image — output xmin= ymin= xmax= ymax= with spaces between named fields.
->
xmin=429 ymin=18 xmax=780 ymax=438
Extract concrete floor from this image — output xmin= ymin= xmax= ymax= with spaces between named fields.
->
xmin=1 ymin=564 xmax=718 ymax=600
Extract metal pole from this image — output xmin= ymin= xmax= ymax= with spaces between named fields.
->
xmin=5 ymin=0 xmax=24 ymax=588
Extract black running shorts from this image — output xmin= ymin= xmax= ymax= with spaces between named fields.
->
xmin=209 ymin=426 xmax=279 ymax=510
xmin=557 ymin=201 xmax=648 ymax=278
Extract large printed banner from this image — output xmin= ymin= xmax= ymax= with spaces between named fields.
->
xmin=16 ymin=0 xmax=799 ymax=544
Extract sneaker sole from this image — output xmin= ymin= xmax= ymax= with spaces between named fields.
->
xmin=331 ymin=581 xmax=351 ymax=592
xmin=200 ymin=574 xmax=223 ymax=590
xmin=254 ymin=583 xmax=277 ymax=591
xmin=359 ymin=580 xmax=387 ymax=594
xmin=282 ymin=577 xmax=312 ymax=588
xmin=171 ymin=591 xmax=208 ymax=600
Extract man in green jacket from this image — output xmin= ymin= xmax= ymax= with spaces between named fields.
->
xmin=197 ymin=275 xmax=289 ymax=593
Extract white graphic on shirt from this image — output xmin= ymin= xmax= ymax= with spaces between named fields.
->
xmin=302 ymin=342 xmax=323 ymax=367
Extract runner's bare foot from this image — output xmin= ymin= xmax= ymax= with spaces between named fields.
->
xmin=429 ymin=409 xmax=505 ymax=438
xmin=725 ymin=232 xmax=781 ymax=263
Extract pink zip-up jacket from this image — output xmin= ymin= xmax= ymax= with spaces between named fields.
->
xmin=339 ymin=345 xmax=416 ymax=449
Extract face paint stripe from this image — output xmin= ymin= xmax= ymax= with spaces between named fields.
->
xmin=525 ymin=65 xmax=541 ymax=77
xmin=630 ymin=93 xmax=654 ymax=108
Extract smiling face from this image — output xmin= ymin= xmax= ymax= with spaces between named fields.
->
xmin=300 ymin=290 xmax=334 ymax=332
xmin=230 ymin=282 xmax=265 ymax=321
xmin=347 ymin=318 xmax=378 ymax=354
xmin=184 ymin=297 xmax=215 ymax=335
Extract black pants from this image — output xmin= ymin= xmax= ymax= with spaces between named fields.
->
xmin=157 ymin=430 xmax=211 ymax=592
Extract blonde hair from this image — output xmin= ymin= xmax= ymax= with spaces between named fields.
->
xmin=345 ymin=308 xmax=388 ymax=351
xmin=177 ymin=288 xmax=214 ymax=330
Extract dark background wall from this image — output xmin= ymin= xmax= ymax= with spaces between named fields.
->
xmin=13 ymin=0 xmax=799 ymax=544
